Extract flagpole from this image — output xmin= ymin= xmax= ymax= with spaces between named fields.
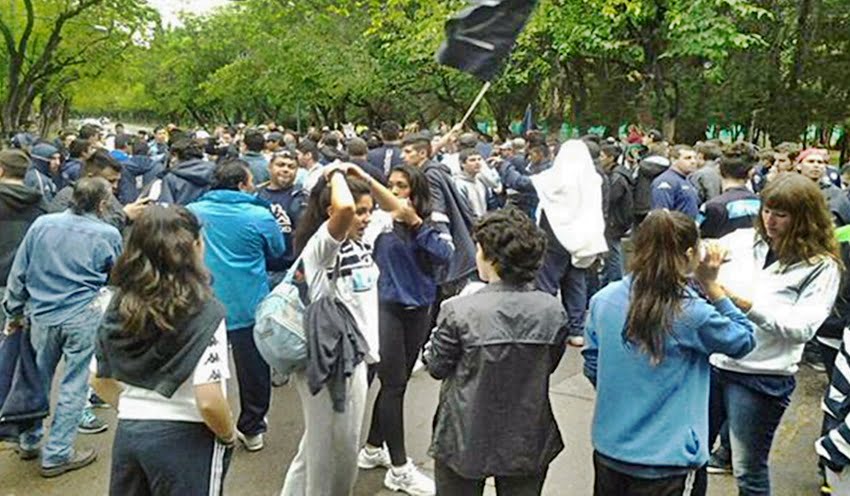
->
xmin=455 ymin=81 xmax=492 ymax=131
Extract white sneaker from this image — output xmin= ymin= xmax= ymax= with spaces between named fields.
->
xmin=358 ymin=445 xmax=392 ymax=469
xmin=237 ymin=431 xmax=264 ymax=452
xmin=384 ymin=461 xmax=436 ymax=496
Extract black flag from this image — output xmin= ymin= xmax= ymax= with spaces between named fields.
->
xmin=436 ymin=0 xmax=538 ymax=81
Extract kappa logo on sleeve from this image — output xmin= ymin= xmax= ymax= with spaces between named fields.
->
xmin=656 ymin=182 xmax=672 ymax=190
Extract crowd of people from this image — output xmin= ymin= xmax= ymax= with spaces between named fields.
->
xmin=2 ymin=118 xmax=850 ymax=496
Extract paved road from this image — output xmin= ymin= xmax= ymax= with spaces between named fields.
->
xmin=0 ymin=348 xmax=827 ymax=495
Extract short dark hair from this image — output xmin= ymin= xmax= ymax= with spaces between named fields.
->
xmin=84 ymin=149 xmax=122 ymax=176
xmin=380 ymin=121 xmax=401 ymax=142
xmin=401 ymin=133 xmax=431 ymax=156
xmin=69 ymin=138 xmax=91 ymax=159
xmin=600 ymin=144 xmax=622 ymax=161
xmin=720 ymin=142 xmax=757 ymax=180
xmin=473 ymin=208 xmax=547 ymax=285
xmin=695 ymin=141 xmax=723 ymax=161
xmin=114 ymin=133 xmax=133 ymax=150
xmin=71 ymin=177 xmax=111 ymax=215
xmin=172 ymin=138 xmax=206 ymax=161
xmin=459 ymin=148 xmax=482 ymax=164
xmin=132 ymin=139 xmax=149 ymax=156
xmin=347 ymin=138 xmax=368 ymax=157
xmin=78 ymin=124 xmax=101 ymax=140
xmin=243 ymin=129 xmax=265 ymax=152
xmin=528 ymin=142 xmax=549 ymax=159
xmin=647 ymin=129 xmax=663 ymax=143
xmin=212 ymin=160 xmax=251 ymax=191
xmin=296 ymin=140 xmax=319 ymax=161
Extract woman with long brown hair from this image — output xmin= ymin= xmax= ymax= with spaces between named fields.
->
xmin=707 ymin=173 xmax=842 ymax=495
xmin=91 ymin=205 xmax=236 ymax=495
xmin=583 ymin=210 xmax=755 ymax=496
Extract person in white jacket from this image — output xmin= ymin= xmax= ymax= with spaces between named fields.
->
xmin=708 ymin=173 xmax=842 ymax=495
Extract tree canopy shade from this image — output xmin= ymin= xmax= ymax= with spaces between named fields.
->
xmin=7 ymin=0 xmax=849 ymax=146
xmin=0 ymin=0 xmax=159 ymax=135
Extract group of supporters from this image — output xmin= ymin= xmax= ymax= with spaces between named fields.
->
xmin=2 ymin=119 xmax=850 ymax=496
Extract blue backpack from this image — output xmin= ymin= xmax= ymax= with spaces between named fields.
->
xmin=253 ymin=259 xmax=311 ymax=376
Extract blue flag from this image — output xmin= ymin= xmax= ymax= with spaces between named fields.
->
xmin=520 ymin=103 xmax=535 ymax=135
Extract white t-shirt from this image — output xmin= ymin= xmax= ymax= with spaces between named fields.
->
xmin=301 ymin=221 xmax=381 ymax=363
xmin=116 ymin=321 xmax=231 ymax=422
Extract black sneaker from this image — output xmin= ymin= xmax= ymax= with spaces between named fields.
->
xmin=706 ymin=448 xmax=732 ymax=475
xmin=40 ymin=447 xmax=97 ymax=478
xmin=803 ymin=347 xmax=827 ymax=372
xmin=15 ymin=444 xmax=39 ymax=461
xmin=88 ymin=392 xmax=110 ymax=409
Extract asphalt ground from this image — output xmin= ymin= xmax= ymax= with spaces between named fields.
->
xmin=0 ymin=347 xmax=828 ymax=495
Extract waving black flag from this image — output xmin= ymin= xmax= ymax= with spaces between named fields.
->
xmin=436 ymin=0 xmax=538 ymax=81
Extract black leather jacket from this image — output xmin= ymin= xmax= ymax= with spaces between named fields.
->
xmin=424 ymin=282 xmax=568 ymax=478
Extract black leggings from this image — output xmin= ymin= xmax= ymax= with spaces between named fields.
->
xmin=366 ymin=303 xmax=431 ymax=466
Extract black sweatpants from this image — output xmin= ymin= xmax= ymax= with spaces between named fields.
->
xmin=229 ymin=326 xmax=270 ymax=435
xmin=593 ymin=452 xmax=700 ymax=496
xmin=367 ymin=303 xmax=431 ymax=466
xmin=434 ymin=460 xmax=547 ymax=496
xmin=110 ymin=419 xmax=232 ymax=496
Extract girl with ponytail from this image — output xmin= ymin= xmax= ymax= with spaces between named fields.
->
xmin=583 ymin=210 xmax=755 ymax=496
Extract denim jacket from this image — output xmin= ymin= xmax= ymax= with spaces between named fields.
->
xmin=3 ymin=211 xmax=123 ymax=325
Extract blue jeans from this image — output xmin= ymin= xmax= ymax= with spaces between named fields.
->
xmin=537 ymin=248 xmax=587 ymax=336
xmin=602 ymin=239 xmax=624 ymax=285
xmin=708 ymin=371 xmax=791 ymax=495
xmin=20 ymin=304 xmax=101 ymax=467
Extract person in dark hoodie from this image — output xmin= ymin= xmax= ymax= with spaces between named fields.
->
xmin=91 ymin=205 xmax=236 ymax=495
xmin=319 ymin=132 xmax=348 ymax=165
xmin=601 ymin=143 xmax=633 ymax=284
xmin=48 ymin=150 xmax=150 ymax=231
xmin=0 ymin=149 xmax=46 ymax=333
xmin=633 ymin=142 xmax=670 ymax=225
xmin=24 ymin=143 xmax=62 ymax=202
xmin=155 ymin=138 xmax=216 ymax=206
xmin=400 ymin=133 xmax=476 ymax=315
xmin=368 ymin=120 xmax=405 ymax=176
xmin=60 ymin=139 xmax=94 ymax=191
xmin=116 ymin=139 xmax=165 ymax=205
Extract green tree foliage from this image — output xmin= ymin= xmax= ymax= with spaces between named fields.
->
xmin=0 ymin=0 xmax=158 ymax=134
xmin=63 ymin=0 xmax=850 ymax=145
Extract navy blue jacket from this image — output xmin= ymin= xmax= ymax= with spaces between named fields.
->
xmin=118 ymin=155 xmax=165 ymax=204
xmin=158 ymin=158 xmax=216 ymax=206
xmin=374 ymin=221 xmax=452 ymax=307
xmin=651 ymin=167 xmax=701 ymax=220
xmin=421 ymin=160 xmax=477 ymax=284
xmin=367 ymin=145 xmax=404 ymax=176
xmin=256 ymin=184 xmax=307 ymax=272
xmin=0 ymin=330 xmax=49 ymax=442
